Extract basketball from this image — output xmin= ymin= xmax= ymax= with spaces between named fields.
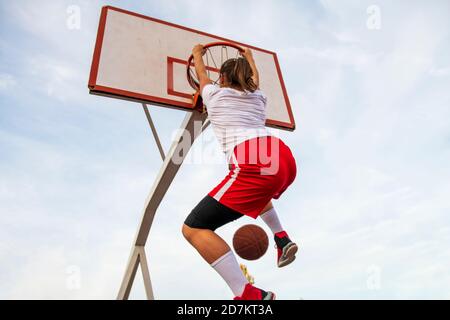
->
xmin=233 ymin=224 xmax=269 ymax=260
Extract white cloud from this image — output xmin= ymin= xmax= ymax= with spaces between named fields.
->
xmin=26 ymin=55 xmax=83 ymax=102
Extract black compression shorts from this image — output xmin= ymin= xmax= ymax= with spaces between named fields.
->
xmin=184 ymin=195 xmax=243 ymax=231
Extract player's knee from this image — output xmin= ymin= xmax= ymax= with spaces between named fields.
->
xmin=182 ymin=223 xmax=195 ymax=242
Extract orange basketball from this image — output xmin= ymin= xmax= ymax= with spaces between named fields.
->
xmin=233 ymin=224 xmax=269 ymax=260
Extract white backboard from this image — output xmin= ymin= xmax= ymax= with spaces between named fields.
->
xmin=88 ymin=6 xmax=295 ymax=130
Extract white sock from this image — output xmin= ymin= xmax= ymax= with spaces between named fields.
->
xmin=260 ymin=207 xmax=284 ymax=234
xmin=211 ymin=251 xmax=248 ymax=297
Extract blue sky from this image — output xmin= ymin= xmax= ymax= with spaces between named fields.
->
xmin=1 ymin=0 xmax=449 ymax=299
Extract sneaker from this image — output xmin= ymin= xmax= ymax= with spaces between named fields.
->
xmin=274 ymin=231 xmax=298 ymax=268
xmin=234 ymin=283 xmax=276 ymax=300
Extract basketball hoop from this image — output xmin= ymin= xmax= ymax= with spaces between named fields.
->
xmin=186 ymin=42 xmax=245 ymax=91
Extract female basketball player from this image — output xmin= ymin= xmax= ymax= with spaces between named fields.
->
xmin=182 ymin=44 xmax=298 ymax=300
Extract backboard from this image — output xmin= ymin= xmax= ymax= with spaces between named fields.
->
xmin=88 ymin=6 xmax=295 ymax=130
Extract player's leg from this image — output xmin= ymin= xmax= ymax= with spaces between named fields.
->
xmin=259 ymin=201 xmax=298 ymax=268
xmin=182 ymin=224 xmax=230 ymax=263
xmin=182 ymin=195 xmax=275 ymax=300
xmin=259 ymin=201 xmax=283 ymax=234
xmin=182 ymin=224 xmax=247 ymax=297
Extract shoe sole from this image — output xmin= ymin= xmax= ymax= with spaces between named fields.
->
xmin=278 ymin=243 xmax=298 ymax=268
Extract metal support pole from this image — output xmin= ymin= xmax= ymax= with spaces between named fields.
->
xmin=116 ymin=246 xmax=154 ymax=300
xmin=202 ymin=118 xmax=211 ymax=132
xmin=117 ymin=111 xmax=207 ymax=300
xmin=142 ymin=104 xmax=166 ymax=161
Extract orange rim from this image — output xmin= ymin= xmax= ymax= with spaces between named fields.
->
xmin=186 ymin=42 xmax=245 ymax=90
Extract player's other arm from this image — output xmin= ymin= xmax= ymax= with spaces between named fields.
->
xmin=242 ymin=48 xmax=259 ymax=89
xmin=192 ymin=44 xmax=212 ymax=94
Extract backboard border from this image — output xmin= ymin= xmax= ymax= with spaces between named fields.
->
xmin=88 ymin=6 xmax=295 ymax=131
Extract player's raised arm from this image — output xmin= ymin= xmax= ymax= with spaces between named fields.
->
xmin=241 ymin=48 xmax=259 ymax=89
xmin=192 ymin=44 xmax=213 ymax=94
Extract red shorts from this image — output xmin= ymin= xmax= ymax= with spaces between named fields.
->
xmin=208 ymin=136 xmax=297 ymax=219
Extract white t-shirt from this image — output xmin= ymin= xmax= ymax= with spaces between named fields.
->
xmin=202 ymin=84 xmax=271 ymax=160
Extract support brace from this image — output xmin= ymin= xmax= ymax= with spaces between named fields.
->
xmin=117 ymin=110 xmax=208 ymax=300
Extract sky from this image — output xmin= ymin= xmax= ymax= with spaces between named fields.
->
xmin=0 ymin=0 xmax=449 ymax=300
